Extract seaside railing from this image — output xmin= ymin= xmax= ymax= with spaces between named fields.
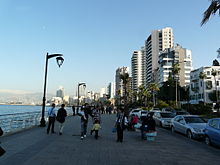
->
xmin=0 ymin=108 xmax=73 ymax=135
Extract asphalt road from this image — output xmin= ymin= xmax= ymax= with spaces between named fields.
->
xmin=0 ymin=114 xmax=219 ymax=165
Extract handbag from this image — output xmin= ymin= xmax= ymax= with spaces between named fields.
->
xmin=0 ymin=127 xmax=3 ymax=136
xmin=0 ymin=146 xmax=6 ymax=156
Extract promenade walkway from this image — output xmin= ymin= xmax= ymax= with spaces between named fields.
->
xmin=0 ymin=114 xmax=220 ymax=165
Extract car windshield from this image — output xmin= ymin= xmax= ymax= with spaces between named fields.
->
xmin=184 ymin=117 xmax=205 ymax=123
xmin=133 ymin=110 xmax=140 ymax=112
xmin=160 ymin=113 xmax=175 ymax=118
xmin=176 ymin=111 xmax=189 ymax=115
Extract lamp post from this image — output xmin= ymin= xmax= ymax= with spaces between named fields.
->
xmin=77 ymin=82 xmax=86 ymax=113
xmin=40 ymin=53 xmax=64 ymax=127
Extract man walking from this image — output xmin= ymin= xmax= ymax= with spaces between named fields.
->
xmin=47 ymin=103 xmax=56 ymax=134
xmin=56 ymin=104 xmax=67 ymax=135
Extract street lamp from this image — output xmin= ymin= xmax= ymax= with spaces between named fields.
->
xmin=40 ymin=53 xmax=64 ymax=127
xmin=77 ymin=82 xmax=86 ymax=114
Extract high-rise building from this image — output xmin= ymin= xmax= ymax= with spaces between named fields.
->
xmin=158 ymin=44 xmax=193 ymax=87
xmin=115 ymin=67 xmax=129 ymax=97
xmin=107 ymin=82 xmax=115 ymax=99
xmin=100 ymin=87 xmax=107 ymax=98
xmin=145 ymin=27 xmax=174 ymax=85
xmin=131 ymin=48 xmax=145 ymax=91
xmin=56 ymin=86 xmax=64 ymax=99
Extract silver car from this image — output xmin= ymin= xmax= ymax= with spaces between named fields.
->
xmin=153 ymin=111 xmax=175 ymax=128
xmin=171 ymin=115 xmax=206 ymax=139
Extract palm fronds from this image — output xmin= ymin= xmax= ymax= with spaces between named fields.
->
xmin=201 ymin=0 xmax=220 ymax=26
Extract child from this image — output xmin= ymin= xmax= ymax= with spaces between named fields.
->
xmin=90 ymin=120 xmax=101 ymax=139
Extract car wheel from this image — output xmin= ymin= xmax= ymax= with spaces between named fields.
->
xmin=171 ymin=126 xmax=175 ymax=133
xmin=205 ymin=136 xmax=211 ymax=146
xmin=187 ymin=130 xmax=193 ymax=139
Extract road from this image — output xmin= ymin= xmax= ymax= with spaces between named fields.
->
xmin=0 ymin=114 xmax=219 ymax=165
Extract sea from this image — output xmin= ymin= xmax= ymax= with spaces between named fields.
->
xmin=0 ymin=105 xmax=73 ymax=133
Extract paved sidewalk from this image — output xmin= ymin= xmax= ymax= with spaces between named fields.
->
xmin=0 ymin=114 xmax=220 ymax=165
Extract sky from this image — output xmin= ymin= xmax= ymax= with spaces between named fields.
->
xmin=0 ymin=0 xmax=220 ymax=96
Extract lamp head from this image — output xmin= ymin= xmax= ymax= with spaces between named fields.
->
xmin=56 ymin=56 xmax=64 ymax=67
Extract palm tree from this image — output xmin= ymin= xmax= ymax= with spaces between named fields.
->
xmin=173 ymin=63 xmax=180 ymax=107
xmin=199 ymin=72 xmax=207 ymax=104
xmin=147 ymin=83 xmax=159 ymax=106
xmin=120 ymin=72 xmax=129 ymax=113
xmin=138 ymin=85 xmax=151 ymax=106
xmin=201 ymin=0 xmax=220 ymax=25
xmin=211 ymin=69 xmax=219 ymax=112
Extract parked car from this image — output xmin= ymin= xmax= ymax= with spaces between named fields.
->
xmin=129 ymin=108 xmax=142 ymax=116
xmin=162 ymin=107 xmax=176 ymax=113
xmin=129 ymin=108 xmax=142 ymax=118
xmin=153 ymin=111 xmax=176 ymax=128
xmin=204 ymin=118 xmax=220 ymax=147
xmin=171 ymin=115 xmax=206 ymax=139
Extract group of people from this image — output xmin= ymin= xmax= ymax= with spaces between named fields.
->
xmin=46 ymin=103 xmax=156 ymax=142
xmin=47 ymin=103 xmax=102 ymax=140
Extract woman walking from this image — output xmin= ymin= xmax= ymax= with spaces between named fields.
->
xmin=115 ymin=108 xmax=128 ymax=142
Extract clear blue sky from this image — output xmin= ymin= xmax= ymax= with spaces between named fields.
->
xmin=0 ymin=0 xmax=220 ymax=96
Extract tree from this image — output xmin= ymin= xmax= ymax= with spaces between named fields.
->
xmin=173 ymin=63 xmax=180 ymax=107
xmin=120 ymin=72 xmax=129 ymax=113
xmin=199 ymin=72 xmax=207 ymax=104
xmin=147 ymin=83 xmax=159 ymax=106
xmin=138 ymin=85 xmax=151 ymax=106
xmin=201 ymin=0 xmax=220 ymax=25
xmin=211 ymin=69 xmax=219 ymax=112
xmin=213 ymin=59 xmax=220 ymax=66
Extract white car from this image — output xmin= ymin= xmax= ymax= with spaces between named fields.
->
xmin=153 ymin=111 xmax=176 ymax=128
xmin=129 ymin=108 xmax=143 ymax=118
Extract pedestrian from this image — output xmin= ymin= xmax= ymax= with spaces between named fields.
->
xmin=56 ymin=104 xmax=67 ymax=135
xmin=131 ymin=114 xmax=138 ymax=131
xmin=47 ymin=103 xmax=56 ymax=134
xmin=90 ymin=119 xmax=101 ymax=139
xmin=0 ymin=127 xmax=6 ymax=157
xmin=115 ymin=108 xmax=128 ymax=142
xmin=72 ymin=105 xmax=75 ymax=116
xmin=146 ymin=114 xmax=156 ymax=132
xmin=78 ymin=107 xmax=88 ymax=140
xmin=92 ymin=106 xmax=101 ymax=123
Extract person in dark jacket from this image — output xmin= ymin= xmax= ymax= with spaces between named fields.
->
xmin=56 ymin=104 xmax=67 ymax=135
xmin=141 ymin=113 xmax=156 ymax=139
xmin=115 ymin=108 xmax=128 ymax=142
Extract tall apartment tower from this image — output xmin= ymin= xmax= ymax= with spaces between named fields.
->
xmin=145 ymin=27 xmax=174 ymax=85
xmin=115 ymin=66 xmax=129 ymax=97
xmin=158 ymin=44 xmax=193 ymax=87
xmin=131 ymin=48 xmax=145 ymax=91
xmin=56 ymin=86 xmax=64 ymax=99
xmin=107 ymin=82 xmax=115 ymax=99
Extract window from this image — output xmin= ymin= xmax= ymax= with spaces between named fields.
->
xmin=207 ymin=71 xmax=210 ymax=76
xmin=209 ymin=119 xmax=220 ymax=129
xmin=217 ymin=81 xmax=219 ymax=86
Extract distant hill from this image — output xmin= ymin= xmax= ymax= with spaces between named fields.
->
xmin=0 ymin=91 xmax=54 ymax=104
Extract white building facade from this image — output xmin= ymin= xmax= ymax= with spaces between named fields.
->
xmin=189 ymin=66 xmax=220 ymax=104
xmin=145 ymin=27 xmax=174 ymax=85
xmin=131 ymin=49 xmax=145 ymax=91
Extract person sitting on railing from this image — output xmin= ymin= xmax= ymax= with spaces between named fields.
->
xmin=47 ymin=103 xmax=56 ymax=134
